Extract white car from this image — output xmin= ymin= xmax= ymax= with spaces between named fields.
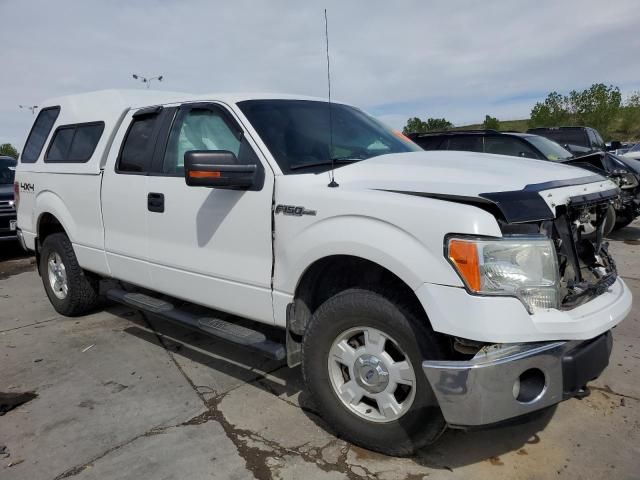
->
xmin=15 ymin=90 xmax=631 ymax=456
xmin=622 ymin=143 xmax=640 ymax=160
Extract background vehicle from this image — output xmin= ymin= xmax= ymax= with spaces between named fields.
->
xmin=527 ymin=126 xmax=606 ymax=155
xmin=409 ymin=129 xmax=640 ymax=231
xmin=15 ymin=90 xmax=631 ymax=456
xmin=408 ymin=129 xmax=574 ymax=161
xmin=0 ymin=155 xmax=18 ymax=241
xmin=622 ymin=143 xmax=640 ymax=160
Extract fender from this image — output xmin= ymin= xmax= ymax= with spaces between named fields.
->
xmin=35 ymin=190 xmax=77 ymax=242
xmin=274 ymin=214 xmax=465 ymax=296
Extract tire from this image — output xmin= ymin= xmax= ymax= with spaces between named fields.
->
xmin=39 ymin=233 xmax=100 ymax=316
xmin=613 ymin=214 xmax=634 ymax=231
xmin=302 ymin=288 xmax=446 ymax=456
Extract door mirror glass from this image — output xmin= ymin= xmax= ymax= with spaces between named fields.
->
xmin=184 ymin=150 xmax=257 ymax=189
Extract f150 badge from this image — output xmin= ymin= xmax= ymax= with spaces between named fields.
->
xmin=275 ymin=204 xmax=317 ymax=216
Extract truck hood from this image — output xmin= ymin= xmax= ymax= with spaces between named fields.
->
xmin=336 ymin=151 xmax=618 ymax=223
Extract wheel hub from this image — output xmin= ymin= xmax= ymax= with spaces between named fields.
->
xmin=354 ymin=354 xmax=389 ymax=393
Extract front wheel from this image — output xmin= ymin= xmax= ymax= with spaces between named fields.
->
xmin=302 ymin=289 xmax=445 ymax=456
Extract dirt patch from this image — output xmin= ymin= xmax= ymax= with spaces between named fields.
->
xmin=0 ymin=257 xmax=35 ymax=280
xmin=0 ymin=391 xmax=37 ymax=415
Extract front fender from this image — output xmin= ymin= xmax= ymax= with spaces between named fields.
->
xmin=274 ymin=214 xmax=464 ymax=295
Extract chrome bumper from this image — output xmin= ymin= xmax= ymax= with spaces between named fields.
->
xmin=423 ymin=331 xmax=612 ymax=426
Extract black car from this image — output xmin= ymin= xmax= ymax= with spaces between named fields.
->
xmin=0 ymin=155 xmax=18 ymax=241
xmin=526 ymin=126 xmax=606 ymax=155
xmin=408 ymin=129 xmax=640 ymax=230
xmin=408 ymin=129 xmax=575 ymax=161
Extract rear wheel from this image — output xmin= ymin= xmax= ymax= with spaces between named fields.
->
xmin=302 ymin=288 xmax=445 ymax=456
xmin=613 ymin=213 xmax=634 ymax=231
xmin=40 ymin=233 xmax=100 ymax=316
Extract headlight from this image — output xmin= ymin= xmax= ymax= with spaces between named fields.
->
xmin=446 ymin=236 xmax=559 ymax=313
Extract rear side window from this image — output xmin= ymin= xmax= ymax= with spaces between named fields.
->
xmin=412 ymin=136 xmax=445 ymax=150
xmin=117 ymin=111 xmax=162 ymax=173
xmin=21 ymin=106 xmax=61 ymax=163
xmin=447 ymin=136 xmax=483 ymax=152
xmin=45 ymin=122 xmax=105 ymax=163
xmin=484 ymin=137 xmax=539 ymax=158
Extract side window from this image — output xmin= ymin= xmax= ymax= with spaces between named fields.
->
xmin=484 ymin=137 xmax=539 ymax=158
xmin=45 ymin=122 xmax=104 ymax=163
xmin=413 ymin=136 xmax=445 ymax=150
xmin=162 ymin=105 xmax=257 ymax=175
xmin=21 ymin=106 xmax=61 ymax=163
xmin=117 ymin=111 xmax=162 ymax=173
xmin=447 ymin=136 xmax=483 ymax=152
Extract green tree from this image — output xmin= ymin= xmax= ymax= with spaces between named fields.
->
xmin=619 ymin=91 xmax=640 ymax=137
xmin=529 ymin=91 xmax=571 ymax=128
xmin=482 ymin=115 xmax=500 ymax=130
xmin=0 ymin=143 xmax=19 ymax=159
xmin=403 ymin=116 xmax=452 ymax=134
xmin=568 ymin=83 xmax=621 ymax=134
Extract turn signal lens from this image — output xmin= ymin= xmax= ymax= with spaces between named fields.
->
xmin=448 ymin=239 xmax=481 ymax=291
xmin=189 ymin=170 xmax=221 ymax=179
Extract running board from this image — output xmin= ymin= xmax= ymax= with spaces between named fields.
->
xmin=106 ymin=288 xmax=285 ymax=361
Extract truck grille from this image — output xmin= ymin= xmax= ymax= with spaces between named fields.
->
xmin=0 ymin=200 xmax=15 ymax=213
xmin=545 ymin=190 xmax=619 ymax=309
xmin=499 ymin=188 xmax=619 ymax=309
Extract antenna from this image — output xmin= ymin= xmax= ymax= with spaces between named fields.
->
xmin=325 ymin=9 xmax=338 ymax=188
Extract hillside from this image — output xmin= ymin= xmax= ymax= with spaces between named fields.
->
xmin=454 ymin=119 xmax=529 ymax=132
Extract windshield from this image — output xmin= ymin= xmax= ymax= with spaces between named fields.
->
xmin=628 ymin=143 xmax=640 ymax=153
xmin=526 ymin=135 xmax=573 ymax=161
xmin=237 ymin=100 xmax=420 ymax=173
xmin=0 ymin=157 xmax=17 ymax=185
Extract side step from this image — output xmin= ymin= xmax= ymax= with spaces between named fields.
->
xmin=106 ymin=288 xmax=285 ymax=361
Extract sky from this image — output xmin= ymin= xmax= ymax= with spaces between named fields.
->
xmin=1 ymin=0 xmax=640 ymax=149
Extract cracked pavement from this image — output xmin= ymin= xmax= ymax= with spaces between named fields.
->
xmin=1 ymin=225 xmax=640 ymax=479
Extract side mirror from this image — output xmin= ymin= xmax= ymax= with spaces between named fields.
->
xmin=609 ymin=141 xmax=622 ymax=151
xmin=184 ymin=150 xmax=256 ymax=189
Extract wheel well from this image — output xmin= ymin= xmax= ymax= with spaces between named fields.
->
xmin=38 ymin=213 xmax=66 ymax=244
xmin=290 ymin=255 xmax=431 ymax=336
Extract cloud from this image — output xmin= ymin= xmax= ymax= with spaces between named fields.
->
xmin=1 ymin=0 xmax=639 ymax=147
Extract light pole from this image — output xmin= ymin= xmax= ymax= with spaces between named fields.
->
xmin=132 ymin=74 xmax=164 ymax=89
xmin=19 ymin=105 xmax=38 ymax=115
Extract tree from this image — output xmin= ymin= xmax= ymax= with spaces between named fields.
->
xmin=482 ymin=115 xmax=500 ymax=130
xmin=619 ymin=91 xmax=640 ymax=137
xmin=403 ymin=116 xmax=452 ymax=134
xmin=568 ymin=83 xmax=621 ymax=134
xmin=529 ymin=91 xmax=571 ymax=128
xmin=0 ymin=143 xmax=19 ymax=159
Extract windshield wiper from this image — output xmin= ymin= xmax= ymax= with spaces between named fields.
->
xmin=289 ymin=158 xmax=363 ymax=171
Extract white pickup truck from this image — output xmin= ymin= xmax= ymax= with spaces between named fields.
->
xmin=15 ymin=90 xmax=631 ymax=456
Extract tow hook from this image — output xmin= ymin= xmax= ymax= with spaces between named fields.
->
xmin=574 ymin=386 xmax=591 ymax=399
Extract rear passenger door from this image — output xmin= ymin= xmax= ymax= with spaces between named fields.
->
xmin=102 ymin=106 xmax=176 ymax=287
xmin=144 ymin=102 xmax=275 ymax=324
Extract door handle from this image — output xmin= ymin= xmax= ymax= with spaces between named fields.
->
xmin=147 ymin=192 xmax=165 ymax=213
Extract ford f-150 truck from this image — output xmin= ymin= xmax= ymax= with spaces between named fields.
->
xmin=15 ymin=90 xmax=632 ymax=456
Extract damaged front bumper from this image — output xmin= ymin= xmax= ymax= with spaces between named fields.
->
xmin=423 ymin=331 xmax=613 ymax=426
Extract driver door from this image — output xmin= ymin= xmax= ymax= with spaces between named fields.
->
xmin=145 ymin=102 xmax=275 ymax=324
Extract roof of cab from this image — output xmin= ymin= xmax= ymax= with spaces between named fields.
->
xmin=39 ymin=89 xmax=332 ymax=112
